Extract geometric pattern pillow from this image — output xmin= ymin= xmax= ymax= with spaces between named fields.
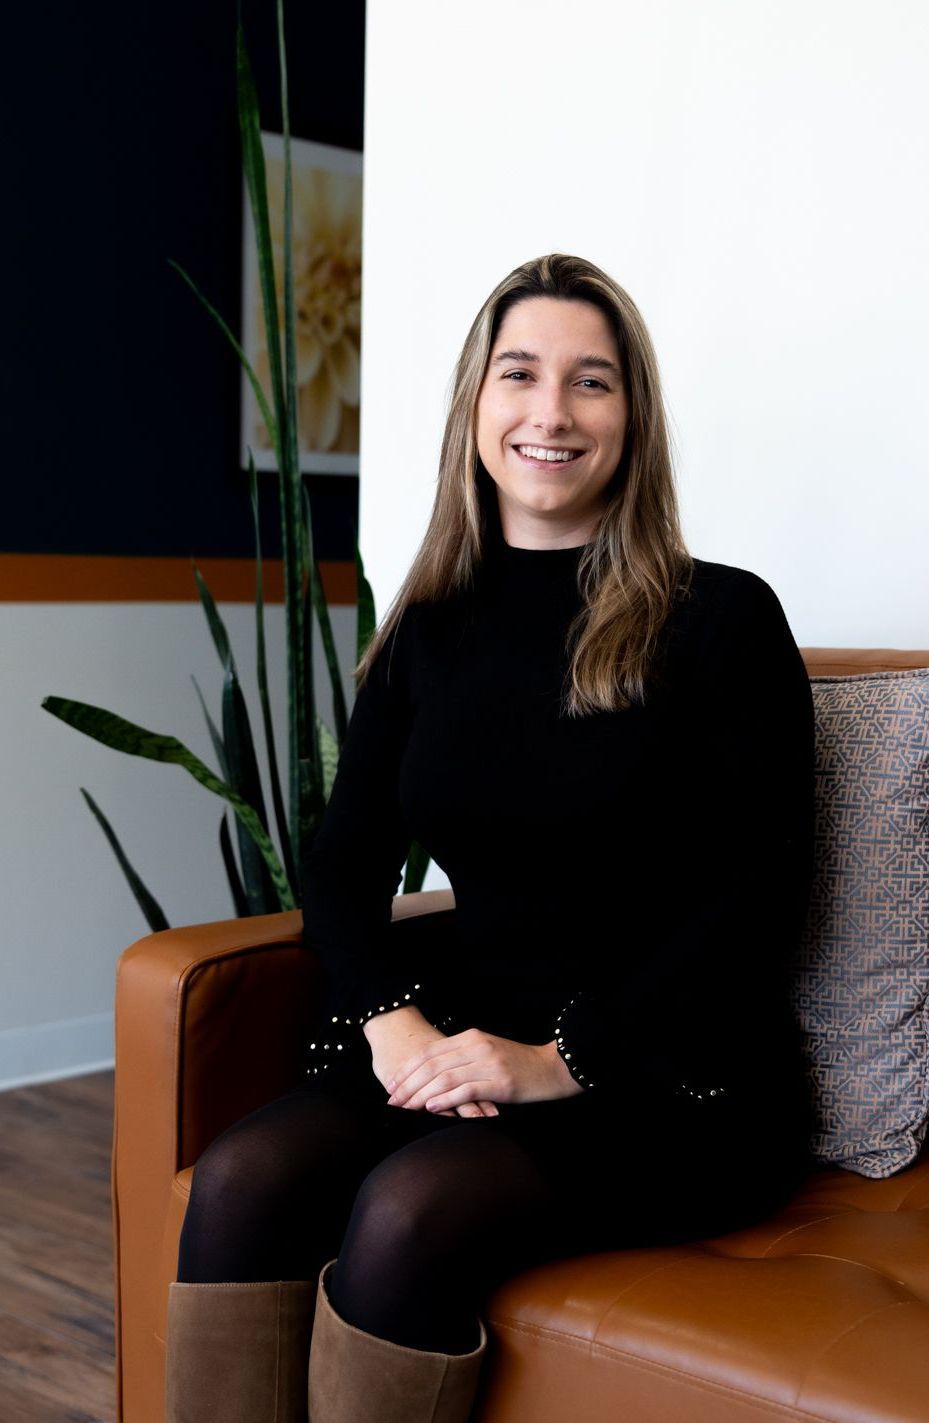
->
xmin=790 ymin=668 xmax=929 ymax=1178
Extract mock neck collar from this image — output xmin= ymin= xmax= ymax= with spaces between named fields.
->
xmin=499 ymin=538 xmax=590 ymax=558
xmin=474 ymin=521 xmax=589 ymax=609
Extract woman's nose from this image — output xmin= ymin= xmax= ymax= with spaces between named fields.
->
xmin=532 ymin=385 xmax=573 ymax=435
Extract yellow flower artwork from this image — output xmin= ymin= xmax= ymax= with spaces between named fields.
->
xmin=240 ymin=133 xmax=362 ymax=474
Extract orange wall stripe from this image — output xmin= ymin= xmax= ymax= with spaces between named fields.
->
xmin=0 ymin=554 xmax=356 ymax=605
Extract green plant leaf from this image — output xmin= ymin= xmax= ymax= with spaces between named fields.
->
xmin=219 ymin=813 xmax=250 ymax=917
xmin=238 ymin=15 xmax=307 ymax=869
xmin=316 ymin=714 xmax=339 ymax=802
xmin=297 ymin=756 xmax=326 ymax=853
xmin=191 ymin=675 xmax=230 ymax=782
xmin=42 ymin=696 xmax=294 ymax=910
xmin=402 ymin=838 xmax=431 ymax=896
xmin=302 ymin=482 xmax=347 ymax=755
xmin=167 ymin=259 xmax=277 ymax=449
xmin=236 ymin=23 xmax=286 ymax=433
xmin=354 ymin=531 xmax=377 ymax=661
xmin=191 ymin=557 xmax=280 ymax=911
xmin=280 ymin=478 xmax=307 ymax=873
xmin=221 ymin=658 xmax=277 ymax=913
xmin=192 ymin=561 xmax=234 ymax=671
xmin=299 ymin=479 xmax=320 ymax=785
xmin=80 ymin=788 xmax=170 ymax=932
xmin=248 ymin=452 xmax=297 ymax=891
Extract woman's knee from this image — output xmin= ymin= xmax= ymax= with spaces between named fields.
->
xmin=341 ymin=1124 xmax=537 ymax=1269
xmin=189 ymin=1088 xmax=381 ymax=1219
xmin=345 ymin=1152 xmax=432 ymax=1256
xmin=185 ymin=1129 xmax=270 ymax=1221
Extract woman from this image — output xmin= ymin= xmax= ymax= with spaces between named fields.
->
xmin=165 ymin=253 xmax=816 ymax=1423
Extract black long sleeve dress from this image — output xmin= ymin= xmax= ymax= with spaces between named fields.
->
xmin=299 ymin=526 xmax=817 ymax=1243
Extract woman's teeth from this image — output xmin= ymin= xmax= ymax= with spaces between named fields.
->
xmin=515 ymin=446 xmax=581 ymax=463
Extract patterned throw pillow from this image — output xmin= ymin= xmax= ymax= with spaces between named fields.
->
xmin=791 ymin=667 xmax=929 ymax=1178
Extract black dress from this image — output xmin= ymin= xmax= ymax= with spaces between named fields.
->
xmin=298 ymin=526 xmax=817 ymax=1246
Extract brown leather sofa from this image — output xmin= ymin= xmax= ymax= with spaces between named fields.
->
xmin=112 ymin=648 xmax=929 ymax=1423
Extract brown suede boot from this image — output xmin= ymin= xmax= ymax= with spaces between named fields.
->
xmin=307 ymin=1259 xmax=488 ymax=1423
xmin=165 ymin=1278 xmax=316 ymax=1423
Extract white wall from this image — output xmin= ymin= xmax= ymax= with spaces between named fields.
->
xmin=0 ymin=601 xmax=355 ymax=1089
xmin=360 ymin=0 xmax=929 ymax=660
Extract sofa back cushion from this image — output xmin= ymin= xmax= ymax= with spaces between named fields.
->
xmin=791 ymin=665 xmax=929 ymax=1178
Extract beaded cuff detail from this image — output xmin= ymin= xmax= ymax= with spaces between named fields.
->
xmin=304 ymin=986 xmax=424 ymax=1076
xmin=673 ymin=1081 xmax=729 ymax=1101
xmin=357 ymin=983 xmax=422 ymax=1025
xmin=554 ymin=997 xmax=597 ymax=1091
xmin=553 ymin=995 xmax=733 ymax=1100
xmin=305 ymin=1014 xmax=356 ymax=1075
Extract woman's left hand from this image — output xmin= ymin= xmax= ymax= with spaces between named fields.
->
xmin=385 ymin=1028 xmax=585 ymax=1112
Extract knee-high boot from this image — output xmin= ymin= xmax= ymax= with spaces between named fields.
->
xmin=307 ymin=1258 xmax=488 ymax=1423
xmin=165 ymin=1278 xmax=316 ymax=1423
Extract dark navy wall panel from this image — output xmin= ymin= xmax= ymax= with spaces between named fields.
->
xmin=8 ymin=0 xmax=365 ymax=562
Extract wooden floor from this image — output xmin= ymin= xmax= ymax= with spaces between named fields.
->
xmin=0 ymin=1071 xmax=115 ymax=1423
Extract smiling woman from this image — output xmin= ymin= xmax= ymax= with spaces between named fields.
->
xmin=476 ymin=296 xmax=630 ymax=542
xmin=166 ymin=253 xmax=816 ymax=1423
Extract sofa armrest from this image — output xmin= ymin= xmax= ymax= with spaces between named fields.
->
xmin=112 ymin=888 xmax=455 ymax=1423
xmin=112 ymin=908 xmax=310 ymax=1423
xmin=115 ymin=910 xmax=311 ymax=1179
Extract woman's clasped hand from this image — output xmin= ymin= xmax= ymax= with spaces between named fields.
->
xmin=382 ymin=1025 xmax=584 ymax=1115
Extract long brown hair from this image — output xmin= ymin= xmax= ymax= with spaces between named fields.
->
xmin=354 ymin=252 xmax=694 ymax=715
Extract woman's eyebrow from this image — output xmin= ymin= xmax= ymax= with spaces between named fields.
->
xmin=491 ymin=348 xmax=621 ymax=377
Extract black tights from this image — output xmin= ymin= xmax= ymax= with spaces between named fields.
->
xmin=176 ymin=1065 xmax=812 ymax=1355
xmin=175 ymin=1076 xmax=589 ymax=1354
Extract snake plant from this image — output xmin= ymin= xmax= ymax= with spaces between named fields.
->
xmin=41 ymin=2 xmax=430 ymax=928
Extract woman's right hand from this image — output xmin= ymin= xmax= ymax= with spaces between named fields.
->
xmin=363 ymin=1006 xmax=499 ymax=1118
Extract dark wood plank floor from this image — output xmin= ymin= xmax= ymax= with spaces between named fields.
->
xmin=0 ymin=1071 xmax=115 ymax=1423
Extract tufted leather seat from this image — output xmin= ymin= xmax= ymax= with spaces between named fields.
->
xmin=476 ymin=1151 xmax=929 ymax=1422
xmin=112 ymin=647 xmax=929 ymax=1423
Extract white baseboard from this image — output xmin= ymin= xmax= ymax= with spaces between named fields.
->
xmin=0 ymin=1013 xmax=114 ymax=1092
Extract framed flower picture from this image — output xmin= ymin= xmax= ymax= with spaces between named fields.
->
xmin=240 ymin=133 xmax=362 ymax=474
